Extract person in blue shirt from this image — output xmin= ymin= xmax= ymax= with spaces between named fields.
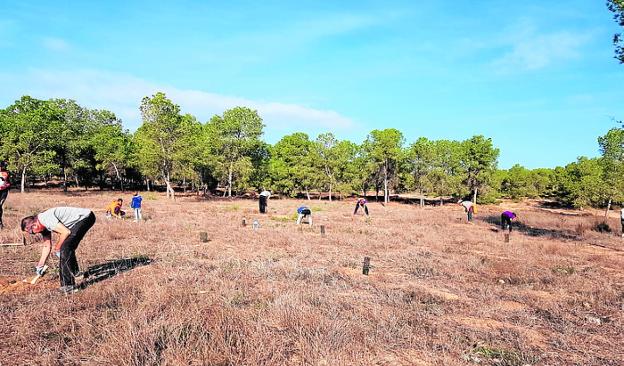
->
xmin=130 ymin=192 xmax=143 ymax=222
xmin=296 ymin=206 xmax=312 ymax=226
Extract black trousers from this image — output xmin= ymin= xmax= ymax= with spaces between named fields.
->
xmin=60 ymin=212 xmax=96 ymax=287
xmin=259 ymin=195 xmax=267 ymax=213
xmin=501 ymin=214 xmax=512 ymax=232
xmin=0 ymin=189 xmax=7 ymax=227
xmin=354 ymin=202 xmax=369 ymax=215
xmin=467 ymin=207 xmax=474 ymax=222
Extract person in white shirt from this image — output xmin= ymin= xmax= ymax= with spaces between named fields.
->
xmin=458 ymin=200 xmax=474 ymax=222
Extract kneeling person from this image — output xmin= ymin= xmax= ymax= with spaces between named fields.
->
xmin=21 ymin=207 xmax=96 ymax=293
xmin=106 ymin=198 xmax=125 ymax=219
xmin=296 ymin=206 xmax=313 ymax=226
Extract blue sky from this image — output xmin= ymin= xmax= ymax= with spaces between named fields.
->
xmin=0 ymin=1 xmax=622 ymax=168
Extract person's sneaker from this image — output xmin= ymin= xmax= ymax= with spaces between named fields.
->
xmin=59 ymin=285 xmax=78 ymax=294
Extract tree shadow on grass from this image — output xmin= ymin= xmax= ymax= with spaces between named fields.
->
xmin=77 ymin=256 xmax=152 ymax=290
xmin=479 ymin=215 xmax=580 ymax=241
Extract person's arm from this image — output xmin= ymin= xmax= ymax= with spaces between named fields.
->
xmin=52 ymin=223 xmax=71 ymax=252
xmin=37 ymin=234 xmax=52 ymax=267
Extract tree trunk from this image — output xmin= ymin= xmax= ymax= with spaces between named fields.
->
xmin=146 ymin=179 xmax=151 ymax=191
xmin=63 ymin=167 xmax=68 ymax=193
xmin=21 ymin=166 xmax=27 ymax=193
xmin=75 ymin=175 xmax=80 ymax=190
xmin=329 ymin=184 xmax=332 ymax=202
xmin=165 ymin=180 xmax=175 ymax=200
xmin=605 ymin=198 xmax=612 ymax=219
xmin=228 ymin=162 xmax=233 ymax=197
xmin=472 ymin=188 xmax=478 ymax=204
xmin=306 ymin=188 xmax=311 ymax=201
xmin=384 ymin=163 xmax=389 ymax=204
xmin=112 ymin=163 xmax=124 ymax=192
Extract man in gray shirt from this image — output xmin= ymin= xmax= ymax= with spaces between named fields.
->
xmin=21 ymin=207 xmax=96 ymax=293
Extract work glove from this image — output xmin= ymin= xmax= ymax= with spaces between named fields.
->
xmin=35 ymin=266 xmax=46 ymax=276
xmin=54 ymin=251 xmax=61 ymax=258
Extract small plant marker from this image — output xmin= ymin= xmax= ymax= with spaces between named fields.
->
xmin=199 ymin=232 xmax=208 ymax=243
xmin=320 ymin=225 xmax=326 ymax=237
xmin=504 ymin=233 xmax=510 ymax=243
xmin=362 ymin=256 xmax=371 ymax=275
xmin=242 ymin=218 xmax=247 ymax=227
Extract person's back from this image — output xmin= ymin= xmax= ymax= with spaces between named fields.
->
xmin=502 ymin=211 xmax=516 ymax=219
xmin=131 ymin=194 xmax=143 ymax=222
xmin=296 ymin=206 xmax=312 ymax=226
xmin=38 ymin=207 xmax=92 ymax=231
xmin=131 ymin=194 xmax=142 ymax=209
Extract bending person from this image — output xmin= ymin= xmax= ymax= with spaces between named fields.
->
xmin=458 ymin=200 xmax=474 ymax=222
xmin=259 ymin=189 xmax=271 ymax=214
xmin=296 ymin=206 xmax=313 ymax=226
xmin=21 ymin=207 xmax=96 ymax=293
xmin=501 ymin=211 xmax=517 ymax=232
xmin=106 ymin=198 xmax=125 ymax=219
xmin=353 ymin=197 xmax=369 ymax=217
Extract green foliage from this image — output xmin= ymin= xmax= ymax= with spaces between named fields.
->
xmin=268 ymin=132 xmax=316 ymax=197
xmin=0 ymin=93 xmax=619 ymax=211
xmin=461 ymin=135 xmax=500 ymax=203
xmin=598 ymin=127 xmax=624 ymax=204
xmin=362 ymin=128 xmax=404 ymax=203
xmin=553 ymin=157 xmax=606 ymax=209
xmin=206 ymin=107 xmax=265 ymax=196
xmin=135 ymin=92 xmax=194 ymax=198
xmin=608 ymin=0 xmax=624 ymax=63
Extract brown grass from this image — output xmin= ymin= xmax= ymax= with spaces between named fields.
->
xmin=0 ymin=192 xmax=623 ymax=365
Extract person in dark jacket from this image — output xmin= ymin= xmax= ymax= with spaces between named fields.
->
xmin=0 ymin=161 xmax=10 ymax=230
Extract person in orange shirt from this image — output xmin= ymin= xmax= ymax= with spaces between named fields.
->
xmin=105 ymin=198 xmax=125 ymax=219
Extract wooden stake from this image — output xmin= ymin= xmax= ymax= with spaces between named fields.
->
xmin=0 ymin=242 xmax=24 ymax=247
xmin=199 ymin=232 xmax=208 ymax=243
xmin=362 ymin=257 xmax=371 ymax=275
xmin=504 ymin=233 xmax=510 ymax=243
xmin=320 ymin=225 xmax=326 ymax=237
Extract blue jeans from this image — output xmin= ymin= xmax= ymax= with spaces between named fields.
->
xmin=134 ymin=208 xmax=142 ymax=222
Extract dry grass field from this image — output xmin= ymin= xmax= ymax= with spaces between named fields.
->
xmin=0 ymin=191 xmax=623 ymax=365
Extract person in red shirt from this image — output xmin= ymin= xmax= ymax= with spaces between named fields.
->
xmin=0 ymin=161 xmax=10 ymax=230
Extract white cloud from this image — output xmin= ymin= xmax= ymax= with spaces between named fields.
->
xmin=491 ymin=22 xmax=593 ymax=72
xmin=41 ymin=37 xmax=70 ymax=51
xmin=0 ymin=69 xmax=356 ymax=134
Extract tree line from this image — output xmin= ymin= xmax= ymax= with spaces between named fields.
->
xmin=0 ymin=93 xmax=622 ymax=210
